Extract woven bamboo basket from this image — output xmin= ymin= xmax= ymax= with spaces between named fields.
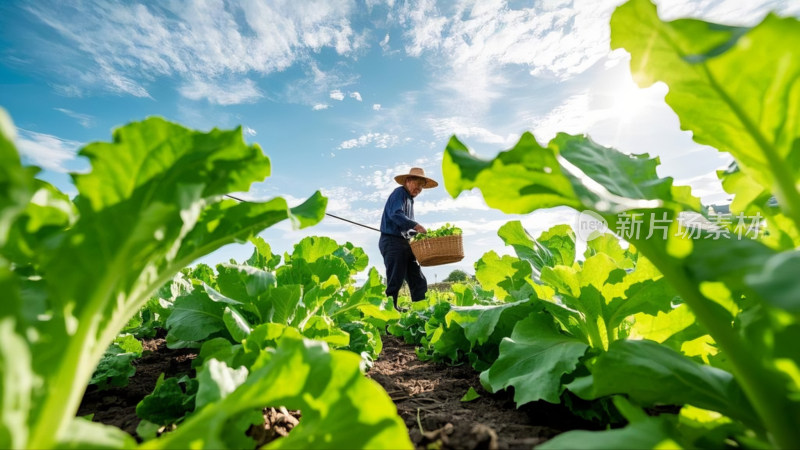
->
xmin=410 ymin=234 xmax=464 ymax=267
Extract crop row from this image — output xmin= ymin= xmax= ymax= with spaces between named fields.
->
xmin=419 ymin=1 xmax=800 ymax=447
xmin=2 ymin=0 xmax=798 ymax=448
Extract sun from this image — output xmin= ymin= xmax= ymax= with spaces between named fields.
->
xmin=610 ymin=80 xmax=648 ymax=123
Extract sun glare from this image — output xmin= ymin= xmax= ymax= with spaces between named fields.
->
xmin=610 ymin=82 xmax=648 ymax=123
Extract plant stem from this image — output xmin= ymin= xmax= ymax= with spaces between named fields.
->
xmin=638 ymin=239 xmax=800 ymax=448
xmin=701 ymin=64 xmax=800 ymax=232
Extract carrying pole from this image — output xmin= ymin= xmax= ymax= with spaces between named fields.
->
xmin=224 ymin=194 xmax=381 ymax=233
xmin=324 ymin=212 xmax=381 ymax=232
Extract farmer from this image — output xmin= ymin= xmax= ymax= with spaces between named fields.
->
xmin=379 ymin=167 xmax=438 ymax=310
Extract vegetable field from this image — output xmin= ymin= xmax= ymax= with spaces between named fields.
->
xmin=3 ymin=1 xmax=800 ymax=449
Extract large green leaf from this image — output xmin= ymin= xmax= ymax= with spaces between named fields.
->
xmin=4 ymin=180 xmax=76 ymax=267
xmin=444 ymin=132 xmax=701 ymax=262
xmin=474 ymin=251 xmax=533 ymax=301
xmin=333 ymin=242 xmax=369 ymax=274
xmin=442 ymin=113 xmax=799 ymax=448
xmin=0 ymin=319 xmax=32 ymax=449
xmin=55 ymin=418 xmax=137 ymax=449
xmin=212 ymin=262 xmax=305 ymax=325
xmin=612 ymin=0 xmax=800 ymax=229
xmin=443 ymin=132 xmax=580 ymax=212
xmin=290 ymin=236 xmax=340 ymax=264
xmin=497 ymin=221 xmax=575 ymax=274
xmin=442 ymin=3 xmax=800 ymax=446
xmin=166 ymin=287 xmax=234 ymax=346
xmin=572 ymin=339 xmax=759 ymax=428
xmin=538 ymin=416 xmax=678 ymax=450
xmin=264 ymin=284 xmax=304 ymax=325
xmin=584 ymin=234 xmax=635 ymax=269
xmin=335 ymin=267 xmax=398 ymax=324
xmin=0 ymin=108 xmax=37 ymax=250
xmin=136 ymin=374 xmax=198 ymax=426
xmin=480 ymin=312 xmax=589 ymax=405
xmin=535 ymin=224 xmax=576 ymax=267
xmin=604 ymin=278 xmax=678 ymax=332
xmin=718 ymin=163 xmax=800 ymax=250
xmin=223 ymin=307 xmax=253 ymax=343
xmin=538 ymin=244 xmax=675 ymax=349
xmin=16 ymin=117 xmax=325 ymax=448
xmin=195 ymin=359 xmax=249 ymax=410
xmin=246 ymin=236 xmax=282 ymax=271
xmin=74 ymin=119 xmax=268 ymax=210
xmin=627 ymin=304 xmax=697 ymax=347
xmin=445 ymin=298 xmax=537 ymax=348
xmin=216 ymin=263 xmax=276 ymax=304
xmin=744 ymin=250 xmax=800 ymax=313
xmin=291 ymin=276 xmax=341 ymax=329
xmin=88 ymin=338 xmax=141 ymax=390
xmin=0 ymin=109 xmax=37 ymax=334
xmin=449 ymin=130 xmax=699 ymax=217
xmin=143 ymin=338 xmax=412 ymax=449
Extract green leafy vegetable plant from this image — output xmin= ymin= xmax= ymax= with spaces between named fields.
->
xmin=441 ymin=1 xmax=800 ymax=447
xmin=411 ymin=223 xmax=462 ymax=241
xmin=92 ymin=233 xmax=405 ymax=446
xmin=89 ymin=334 xmax=144 ymax=390
xmin=0 ymin=111 xmax=347 ymax=448
xmin=161 ymin=235 xmax=396 ymax=360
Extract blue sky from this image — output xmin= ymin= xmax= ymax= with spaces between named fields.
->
xmin=2 ymin=0 xmax=798 ymax=283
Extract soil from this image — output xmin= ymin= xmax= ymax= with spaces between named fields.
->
xmin=77 ymin=336 xmax=198 ymax=437
xmin=366 ymin=335 xmax=595 ymax=450
xmin=78 ymin=333 xmax=594 ymax=449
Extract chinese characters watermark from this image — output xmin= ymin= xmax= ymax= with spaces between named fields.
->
xmin=614 ymin=211 xmax=766 ymax=240
xmin=575 ymin=210 xmax=767 ymax=241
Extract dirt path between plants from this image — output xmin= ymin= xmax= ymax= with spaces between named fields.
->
xmin=368 ymin=335 xmax=584 ymax=450
xmin=77 ymin=337 xmax=197 ymax=438
xmin=79 ymin=334 xmax=587 ymax=448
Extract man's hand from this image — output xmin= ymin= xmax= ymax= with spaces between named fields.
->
xmin=414 ymin=224 xmax=427 ymax=234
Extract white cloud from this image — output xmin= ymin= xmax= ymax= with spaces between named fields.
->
xmin=313 ymin=103 xmax=330 ymax=110
xmin=428 ymin=117 xmax=515 ymax=145
xmin=179 ymin=78 xmax=263 ymax=105
xmin=321 ymin=186 xmax=384 ymax=222
xmin=349 ymin=162 xmax=440 ymax=202
xmin=517 ymin=208 xmax=582 ymax=236
xmin=415 ymin=191 xmax=490 ymax=212
xmin=350 ymin=91 xmax=362 ymax=101
xmin=380 ymin=33 xmax=391 ymax=52
xmin=51 ymin=84 xmax=84 ymax=98
xmin=398 ymin=0 xmax=447 ymax=57
xmin=54 ymin=108 xmax=95 ymax=128
xmin=15 ymin=129 xmax=81 ymax=172
xmin=22 ymin=0 xmax=800 ymax=107
xmin=322 ymin=186 xmax=357 ymax=213
xmin=678 ymin=171 xmax=728 ymax=205
xmin=372 ymin=104 xmax=381 ymax=111
xmin=355 ymin=167 xmax=397 ymax=191
xmin=330 ymin=89 xmax=345 ymax=101
xmin=655 ymin=1 xmax=800 ymax=24
xmin=338 ymin=132 xmax=400 ymax=150
xmin=24 ymin=0 xmax=360 ymax=98
xmin=400 ymin=0 xmax=800 ymax=121
xmin=397 ymin=0 xmax=617 ymax=112
xmin=283 ymin=61 xmax=361 ymax=107
xmin=530 ymin=93 xmax=597 ymax=143
xmin=672 ymin=154 xmax=734 ymax=206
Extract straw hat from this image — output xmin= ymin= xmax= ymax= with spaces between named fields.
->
xmin=394 ymin=167 xmax=439 ymax=188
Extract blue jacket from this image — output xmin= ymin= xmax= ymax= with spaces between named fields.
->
xmin=380 ymin=186 xmax=418 ymax=237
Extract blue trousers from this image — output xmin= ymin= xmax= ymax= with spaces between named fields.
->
xmin=379 ymin=234 xmax=427 ymax=306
